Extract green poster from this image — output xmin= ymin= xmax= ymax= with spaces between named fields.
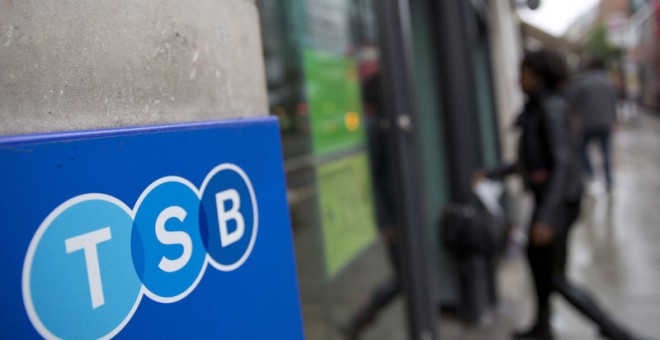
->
xmin=302 ymin=48 xmax=366 ymax=154
xmin=316 ymin=153 xmax=377 ymax=278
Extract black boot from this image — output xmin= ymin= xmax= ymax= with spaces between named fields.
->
xmin=599 ymin=323 xmax=635 ymax=340
xmin=512 ymin=324 xmax=554 ymax=340
xmin=514 ymin=304 xmax=553 ymax=340
xmin=340 ymin=309 xmax=375 ymax=340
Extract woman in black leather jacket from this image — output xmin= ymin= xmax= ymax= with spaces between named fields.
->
xmin=478 ymin=49 xmax=634 ymax=340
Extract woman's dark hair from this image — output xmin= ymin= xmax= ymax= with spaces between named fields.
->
xmin=522 ymin=49 xmax=569 ymax=91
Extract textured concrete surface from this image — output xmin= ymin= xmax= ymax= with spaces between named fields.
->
xmin=0 ymin=0 xmax=267 ymax=135
xmin=438 ymin=112 xmax=660 ymax=340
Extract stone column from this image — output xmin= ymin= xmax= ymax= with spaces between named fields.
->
xmin=0 ymin=0 xmax=267 ymax=135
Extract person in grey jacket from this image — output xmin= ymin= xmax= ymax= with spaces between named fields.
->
xmin=569 ymin=58 xmax=618 ymax=191
xmin=476 ymin=49 xmax=634 ymax=340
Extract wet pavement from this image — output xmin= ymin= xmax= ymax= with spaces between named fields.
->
xmin=439 ymin=112 xmax=660 ymax=340
xmin=309 ymin=112 xmax=660 ymax=340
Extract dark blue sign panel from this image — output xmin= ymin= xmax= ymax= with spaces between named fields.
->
xmin=0 ymin=117 xmax=303 ymax=339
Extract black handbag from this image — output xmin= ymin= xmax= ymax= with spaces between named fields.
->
xmin=440 ymin=197 xmax=509 ymax=257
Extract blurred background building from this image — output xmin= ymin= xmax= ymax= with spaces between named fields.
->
xmin=563 ymin=0 xmax=660 ymax=109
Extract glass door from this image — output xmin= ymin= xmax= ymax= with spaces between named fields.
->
xmin=257 ymin=0 xmax=408 ymax=338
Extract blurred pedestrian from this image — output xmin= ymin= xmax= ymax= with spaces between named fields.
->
xmin=568 ymin=58 xmax=618 ymax=192
xmin=475 ymin=49 xmax=635 ymax=340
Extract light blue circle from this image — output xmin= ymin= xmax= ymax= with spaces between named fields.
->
xmin=27 ymin=197 xmax=141 ymax=340
xmin=131 ymin=180 xmax=205 ymax=301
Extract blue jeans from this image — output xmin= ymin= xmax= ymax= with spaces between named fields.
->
xmin=581 ymin=128 xmax=612 ymax=189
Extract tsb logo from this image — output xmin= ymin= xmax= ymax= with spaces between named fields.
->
xmin=22 ymin=164 xmax=258 ymax=339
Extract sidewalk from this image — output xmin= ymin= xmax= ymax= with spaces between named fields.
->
xmin=439 ymin=112 xmax=660 ymax=339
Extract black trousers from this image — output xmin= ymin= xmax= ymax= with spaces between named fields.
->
xmin=527 ymin=199 xmax=623 ymax=333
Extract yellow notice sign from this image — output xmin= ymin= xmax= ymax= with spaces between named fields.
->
xmin=317 ymin=153 xmax=377 ymax=278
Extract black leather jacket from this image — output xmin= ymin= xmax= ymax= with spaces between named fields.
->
xmin=487 ymin=90 xmax=582 ymax=231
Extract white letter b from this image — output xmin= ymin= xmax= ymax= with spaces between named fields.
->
xmin=215 ymin=189 xmax=244 ymax=247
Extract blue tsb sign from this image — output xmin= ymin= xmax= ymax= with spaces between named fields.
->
xmin=0 ymin=118 xmax=303 ymax=339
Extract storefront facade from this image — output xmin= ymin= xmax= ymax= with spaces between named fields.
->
xmin=256 ymin=0 xmax=518 ymax=338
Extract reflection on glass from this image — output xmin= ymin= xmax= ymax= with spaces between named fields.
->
xmin=257 ymin=0 xmax=407 ymax=338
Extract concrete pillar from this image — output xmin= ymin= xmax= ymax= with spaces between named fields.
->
xmin=0 ymin=0 xmax=267 ymax=135
xmin=488 ymin=3 xmax=532 ymax=227
xmin=488 ymin=1 xmax=524 ymax=165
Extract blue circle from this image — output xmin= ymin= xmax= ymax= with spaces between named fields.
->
xmin=200 ymin=167 xmax=256 ymax=270
xmin=131 ymin=179 xmax=205 ymax=301
xmin=26 ymin=197 xmax=141 ymax=339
